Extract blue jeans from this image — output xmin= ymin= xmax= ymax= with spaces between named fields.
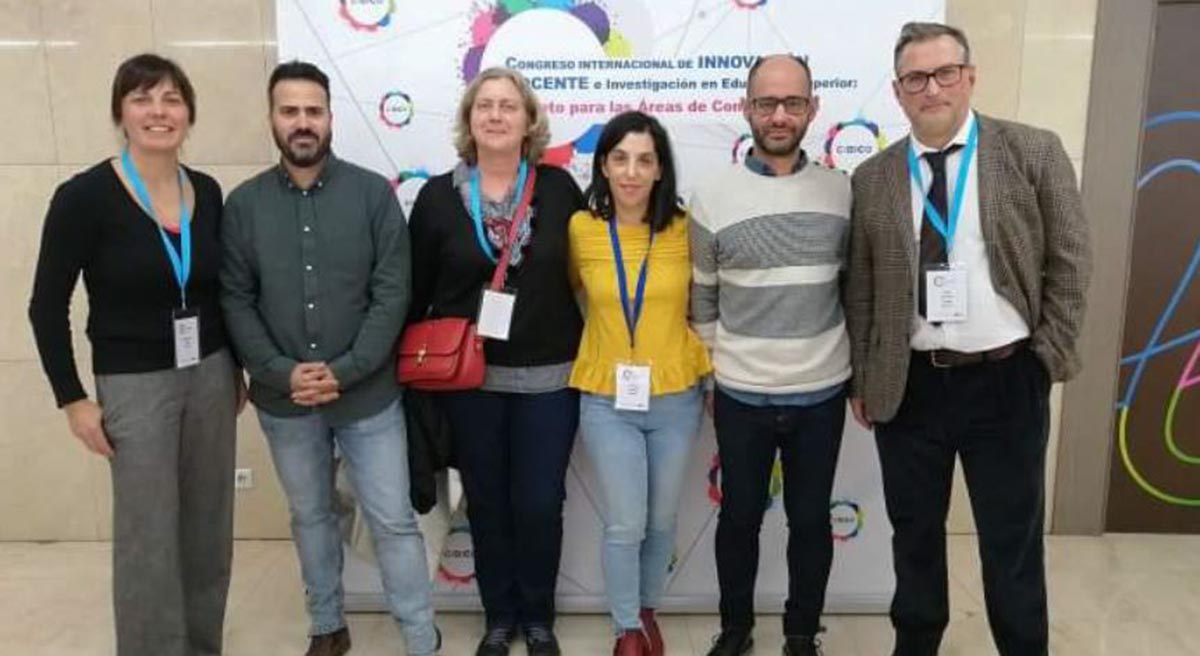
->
xmin=257 ymin=399 xmax=437 ymax=655
xmin=579 ymin=386 xmax=704 ymax=631
xmin=439 ymin=388 xmax=579 ymax=628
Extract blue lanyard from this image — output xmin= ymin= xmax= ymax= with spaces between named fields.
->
xmin=607 ymin=219 xmax=653 ymax=349
xmin=907 ymin=116 xmax=978 ymax=252
xmin=121 ymin=149 xmax=192 ymax=308
xmin=469 ymin=160 xmax=528 ymax=264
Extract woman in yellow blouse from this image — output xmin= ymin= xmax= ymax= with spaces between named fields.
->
xmin=569 ymin=111 xmax=711 ymax=656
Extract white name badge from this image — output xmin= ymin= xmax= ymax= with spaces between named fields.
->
xmin=476 ymin=289 xmax=517 ymax=340
xmin=173 ymin=309 xmax=201 ymax=369
xmin=924 ymin=263 xmax=969 ymax=323
xmin=614 ymin=363 xmax=651 ymax=412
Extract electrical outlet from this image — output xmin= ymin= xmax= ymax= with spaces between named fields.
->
xmin=234 ymin=468 xmax=254 ymax=490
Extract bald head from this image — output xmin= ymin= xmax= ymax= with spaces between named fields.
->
xmin=745 ymin=54 xmax=813 ymax=98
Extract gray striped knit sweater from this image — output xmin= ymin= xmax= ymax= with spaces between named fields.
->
xmin=688 ymin=160 xmax=852 ymax=394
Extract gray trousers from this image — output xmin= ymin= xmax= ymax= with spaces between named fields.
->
xmin=96 ymin=349 xmax=238 ymax=656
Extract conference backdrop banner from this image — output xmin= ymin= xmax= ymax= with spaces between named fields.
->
xmin=278 ymin=0 xmax=944 ymax=613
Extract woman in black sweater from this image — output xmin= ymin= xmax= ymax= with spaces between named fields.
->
xmin=28 ymin=54 xmax=240 ymax=656
xmin=407 ymin=67 xmax=584 ymax=656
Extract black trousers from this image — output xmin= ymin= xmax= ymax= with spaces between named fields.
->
xmin=440 ymin=388 xmax=579 ymax=628
xmin=876 ymin=347 xmax=1051 ymax=656
xmin=712 ymin=388 xmax=846 ymax=636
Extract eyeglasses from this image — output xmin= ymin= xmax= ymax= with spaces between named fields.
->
xmin=896 ymin=64 xmax=969 ymax=94
xmin=748 ymin=95 xmax=811 ymax=117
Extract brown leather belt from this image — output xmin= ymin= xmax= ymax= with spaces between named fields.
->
xmin=916 ymin=339 xmax=1027 ymax=369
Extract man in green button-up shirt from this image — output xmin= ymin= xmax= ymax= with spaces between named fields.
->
xmin=220 ymin=61 xmax=439 ymax=656
xmin=221 ymin=128 xmax=407 ymax=425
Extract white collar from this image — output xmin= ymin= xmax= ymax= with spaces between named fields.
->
xmin=911 ymin=110 xmax=976 ymax=155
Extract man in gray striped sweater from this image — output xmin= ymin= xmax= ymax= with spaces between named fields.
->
xmin=689 ymin=54 xmax=851 ymax=656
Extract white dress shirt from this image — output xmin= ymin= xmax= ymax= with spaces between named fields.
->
xmin=908 ymin=111 xmax=1030 ymax=352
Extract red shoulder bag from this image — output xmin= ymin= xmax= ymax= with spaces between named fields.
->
xmin=396 ymin=167 xmax=536 ymax=391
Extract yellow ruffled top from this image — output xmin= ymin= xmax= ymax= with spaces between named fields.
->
xmin=568 ymin=210 xmax=712 ymax=396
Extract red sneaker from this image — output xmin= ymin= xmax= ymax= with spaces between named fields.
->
xmin=613 ymin=629 xmax=651 ymax=656
xmin=640 ymin=608 xmax=664 ymax=656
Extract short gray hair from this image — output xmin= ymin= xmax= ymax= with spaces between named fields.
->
xmin=453 ymin=67 xmax=551 ymax=165
xmin=893 ymin=22 xmax=971 ymax=71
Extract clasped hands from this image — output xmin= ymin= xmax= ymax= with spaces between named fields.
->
xmin=290 ymin=362 xmax=340 ymax=407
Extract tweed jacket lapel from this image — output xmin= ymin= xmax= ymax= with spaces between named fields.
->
xmin=886 ymin=136 xmax=918 ymax=276
xmin=974 ymin=115 xmax=1008 ymax=273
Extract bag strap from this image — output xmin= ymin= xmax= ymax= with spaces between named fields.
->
xmin=488 ymin=165 xmax=538 ymax=291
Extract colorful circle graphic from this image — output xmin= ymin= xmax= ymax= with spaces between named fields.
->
xmin=733 ymin=0 xmax=768 ymax=8
xmin=822 ymin=118 xmax=887 ymax=169
xmin=731 ymin=133 xmax=754 ymax=163
xmin=462 ymin=1 xmax=623 ymax=81
xmin=707 ymin=452 xmax=784 ymax=508
xmin=706 ymin=453 xmax=722 ymax=505
xmin=463 ymin=1 xmax=628 ymax=166
xmin=391 ymin=168 xmax=431 ymax=215
xmin=436 ymin=524 xmax=477 ymax=587
xmin=390 ymin=167 xmax=431 ymax=189
xmin=338 ymin=0 xmax=396 ymax=32
xmin=378 ymin=90 xmax=414 ymax=129
xmin=830 ymin=499 xmax=864 ymax=542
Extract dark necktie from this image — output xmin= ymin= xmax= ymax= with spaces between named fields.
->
xmin=918 ymin=144 xmax=962 ymax=320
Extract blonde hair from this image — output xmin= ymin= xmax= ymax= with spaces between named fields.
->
xmin=454 ymin=67 xmax=551 ymax=164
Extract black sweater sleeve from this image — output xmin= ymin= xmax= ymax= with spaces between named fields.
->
xmin=28 ymin=178 xmax=99 ymax=407
xmin=406 ymin=179 xmax=442 ymax=326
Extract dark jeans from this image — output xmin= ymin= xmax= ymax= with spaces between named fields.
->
xmin=440 ymin=387 xmax=579 ymax=628
xmin=876 ymin=348 xmax=1050 ymax=656
xmin=712 ymin=388 xmax=846 ymax=637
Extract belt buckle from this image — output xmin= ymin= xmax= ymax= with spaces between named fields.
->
xmin=929 ymin=350 xmax=954 ymax=369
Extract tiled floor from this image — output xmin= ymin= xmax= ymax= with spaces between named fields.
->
xmin=3 ymin=534 xmax=1199 ymax=655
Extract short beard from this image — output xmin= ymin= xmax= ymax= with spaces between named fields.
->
xmin=274 ymin=129 xmax=332 ymax=168
xmin=751 ymin=124 xmax=804 ymax=158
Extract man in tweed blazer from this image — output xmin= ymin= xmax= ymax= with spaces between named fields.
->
xmin=845 ymin=22 xmax=1090 ymax=656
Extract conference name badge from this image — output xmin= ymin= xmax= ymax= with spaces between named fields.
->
xmin=173 ymin=308 xmax=201 ymax=369
xmin=924 ymin=262 xmax=969 ymax=323
xmin=476 ymin=288 xmax=517 ymax=341
xmin=614 ymin=362 xmax=651 ymax=412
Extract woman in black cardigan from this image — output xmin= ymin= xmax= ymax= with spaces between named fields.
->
xmin=407 ymin=67 xmax=584 ymax=656
xmin=28 ymin=54 xmax=241 ymax=656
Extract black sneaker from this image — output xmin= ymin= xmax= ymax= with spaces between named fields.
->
xmin=783 ymin=634 xmax=823 ymax=656
xmin=475 ymin=624 xmax=516 ymax=656
xmin=706 ymin=629 xmax=753 ymax=656
xmin=523 ymin=624 xmax=562 ymax=656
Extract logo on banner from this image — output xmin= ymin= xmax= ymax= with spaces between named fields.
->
xmin=462 ymin=1 xmax=630 ymax=170
xmin=339 ymin=0 xmax=396 ymax=31
xmin=462 ymin=1 xmax=627 ymax=82
xmin=390 ymin=167 xmax=431 ymax=189
xmin=436 ymin=524 xmax=477 ymax=587
xmin=707 ymin=453 xmax=784 ymax=508
xmin=733 ymin=0 xmax=769 ymax=8
xmin=731 ymin=133 xmax=754 ymax=163
xmin=390 ymin=167 xmax=430 ymax=214
xmin=822 ymin=118 xmax=887 ymax=170
xmin=830 ymin=499 xmax=864 ymax=541
xmin=378 ymin=91 xmax=414 ymax=128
